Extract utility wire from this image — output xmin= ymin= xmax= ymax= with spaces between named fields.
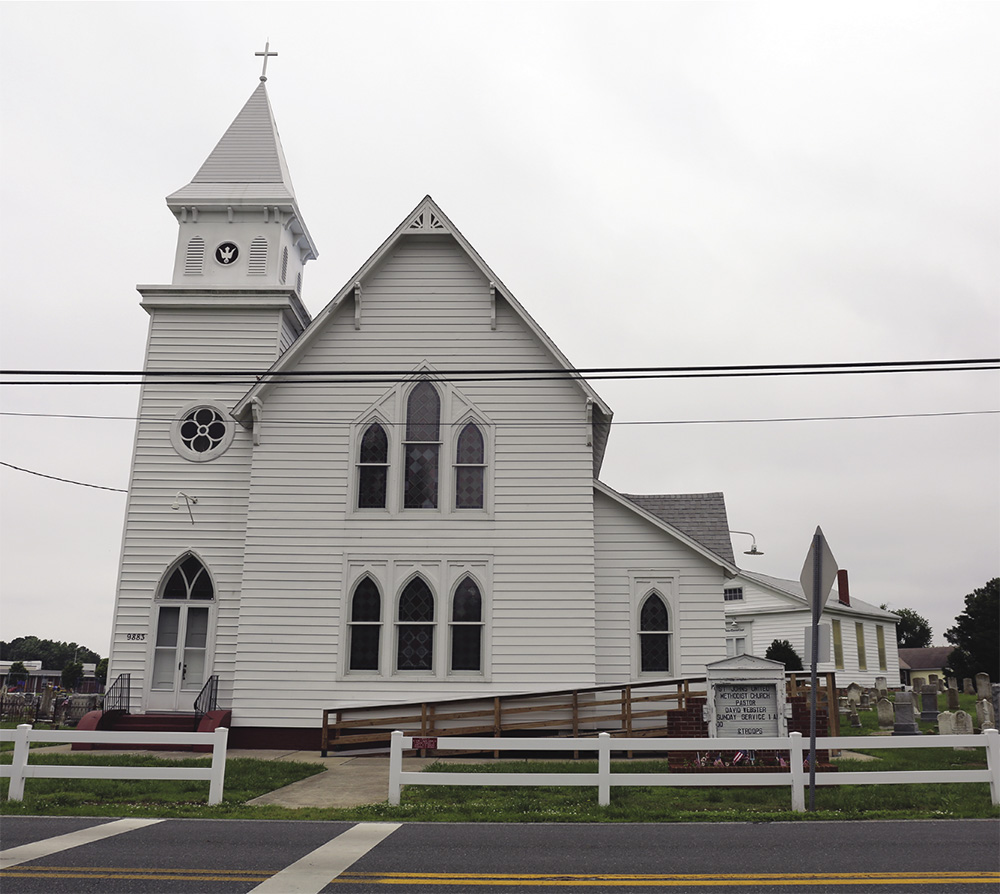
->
xmin=1 ymin=410 xmax=997 ymax=426
xmin=0 ymin=461 xmax=127 ymax=493
xmin=1 ymin=358 xmax=996 ymax=386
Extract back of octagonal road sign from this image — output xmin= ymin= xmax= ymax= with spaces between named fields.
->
xmin=799 ymin=526 xmax=838 ymax=620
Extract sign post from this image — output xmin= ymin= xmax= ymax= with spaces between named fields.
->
xmin=798 ymin=526 xmax=838 ymax=811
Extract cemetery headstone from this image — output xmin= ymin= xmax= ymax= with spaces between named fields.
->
xmin=892 ymin=691 xmax=920 ymax=736
xmin=975 ymin=673 xmax=991 ymax=700
xmin=919 ymin=684 xmax=939 ymax=722
xmin=947 ymin=676 xmax=957 ymax=691
xmin=875 ymin=676 xmax=888 ymax=697
xmin=953 ymin=710 xmax=975 ymax=748
xmin=938 ymin=711 xmax=955 ymax=736
xmin=946 ymin=687 xmax=960 ymax=711
xmin=976 ymin=698 xmax=996 ymax=731
xmin=911 ymin=676 xmax=926 ymax=694
xmin=876 ymin=697 xmax=894 ymax=730
xmin=963 ymin=678 xmax=975 ymax=695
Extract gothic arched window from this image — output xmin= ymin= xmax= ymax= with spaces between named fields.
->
xmin=357 ymin=422 xmax=389 ymax=509
xmin=396 ymin=577 xmax=434 ymax=671
xmin=403 ymin=382 xmax=441 ymax=509
xmin=348 ymin=577 xmax=381 ymax=671
xmin=454 ymin=422 xmax=485 ymax=509
xmin=639 ymin=592 xmax=670 ymax=673
xmin=450 ymin=576 xmax=483 ymax=672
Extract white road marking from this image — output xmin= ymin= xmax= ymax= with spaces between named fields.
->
xmin=0 ymin=818 xmax=164 ymax=869
xmin=248 ymin=822 xmax=400 ymax=894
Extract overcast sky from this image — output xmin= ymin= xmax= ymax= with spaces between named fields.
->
xmin=1 ymin=2 xmax=997 ymax=659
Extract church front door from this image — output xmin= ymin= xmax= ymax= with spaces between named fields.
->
xmin=146 ymin=603 xmax=213 ymax=712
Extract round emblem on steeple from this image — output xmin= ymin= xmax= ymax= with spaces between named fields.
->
xmin=215 ymin=242 xmax=240 ymax=265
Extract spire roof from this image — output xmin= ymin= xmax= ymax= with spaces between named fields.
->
xmin=167 ymin=82 xmax=297 ymax=204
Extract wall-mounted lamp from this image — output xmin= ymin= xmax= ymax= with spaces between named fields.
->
xmin=729 ymin=530 xmax=764 ymax=556
xmin=171 ymin=492 xmax=198 ymax=525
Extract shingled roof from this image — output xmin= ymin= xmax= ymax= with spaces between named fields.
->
xmin=622 ymin=492 xmax=735 ymax=564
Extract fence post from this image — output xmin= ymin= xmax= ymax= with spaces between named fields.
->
xmin=8 ymin=724 xmax=31 ymax=800
xmin=598 ymin=732 xmax=611 ymax=806
xmin=389 ymin=731 xmax=404 ymax=806
xmin=789 ymin=731 xmax=806 ymax=813
xmin=208 ymin=726 xmax=229 ymax=806
xmin=984 ymin=727 xmax=999 ymax=807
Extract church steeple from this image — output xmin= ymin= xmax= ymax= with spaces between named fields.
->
xmin=164 ymin=71 xmax=317 ymax=290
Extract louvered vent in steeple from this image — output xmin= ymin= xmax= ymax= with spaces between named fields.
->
xmin=248 ymin=237 xmax=268 ymax=274
xmin=184 ymin=237 xmax=205 ymax=275
xmin=280 ymin=246 xmax=289 ymax=284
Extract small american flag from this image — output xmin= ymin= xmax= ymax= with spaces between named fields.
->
xmin=733 ymin=751 xmax=745 ymax=764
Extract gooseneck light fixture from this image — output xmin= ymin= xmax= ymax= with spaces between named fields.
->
xmin=729 ymin=530 xmax=764 ymax=556
xmin=171 ymin=492 xmax=198 ymax=525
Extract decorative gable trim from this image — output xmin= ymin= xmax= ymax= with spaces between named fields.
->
xmin=407 ymin=206 xmax=448 ymax=232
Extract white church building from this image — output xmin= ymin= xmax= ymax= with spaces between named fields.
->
xmin=105 ymin=73 xmax=886 ymax=747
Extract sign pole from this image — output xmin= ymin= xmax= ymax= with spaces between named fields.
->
xmin=809 ymin=532 xmax=821 ymax=811
xmin=798 ymin=526 xmax=838 ymax=813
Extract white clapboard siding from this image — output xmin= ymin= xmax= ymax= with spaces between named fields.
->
xmin=729 ymin=575 xmax=900 ymax=688
xmin=229 ymin=238 xmax=599 ymax=724
xmin=593 ymin=490 xmax=728 ymax=684
xmin=107 ymin=304 xmax=292 ymax=711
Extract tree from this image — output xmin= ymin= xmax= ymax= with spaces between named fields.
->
xmin=891 ymin=607 xmax=933 ymax=648
xmin=61 ymin=662 xmax=84 ymax=691
xmin=95 ymin=658 xmax=108 ymax=686
xmin=0 ymin=637 xmax=100 ymax=670
xmin=765 ymin=639 xmax=803 ymax=671
xmin=5 ymin=660 xmax=28 ymax=689
xmin=945 ymin=578 xmax=999 ymax=683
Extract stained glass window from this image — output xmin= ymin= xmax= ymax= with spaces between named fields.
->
xmin=451 ymin=576 xmax=483 ymax=671
xmin=639 ymin=592 xmax=669 ymax=673
xmin=454 ymin=422 xmax=485 ymax=509
xmin=397 ymin=577 xmax=434 ymax=670
xmin=349 ymin=577 xmax=381 ymax=671
xmin=358 ymin=423 xmax=389 ymax=509
xmin=404 ymin=382 xmax=440 ymax=509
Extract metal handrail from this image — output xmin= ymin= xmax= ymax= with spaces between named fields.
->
xmin=194 ymin=675 xmax=219 ymax=718
xmin=103 ymin=673 xmax=131 ymax=714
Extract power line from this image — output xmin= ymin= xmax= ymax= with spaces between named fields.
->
xmin=1 ymin=410 xmax=996 ymax=426
xmin=1 ymin=358 xmax=996 ymax=386
xmin=0 ymin=461 xmax=127 ymax=493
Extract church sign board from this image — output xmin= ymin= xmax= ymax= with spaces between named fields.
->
xmin=705 ymin=655 xmax=789 ymax=739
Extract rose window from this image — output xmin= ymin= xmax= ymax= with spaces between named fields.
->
xmin=180 ymin=408 xmax=228 ymax=454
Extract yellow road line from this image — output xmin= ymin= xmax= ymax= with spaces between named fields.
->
xmin=335 ymin=871 xmax=1000 ymax=887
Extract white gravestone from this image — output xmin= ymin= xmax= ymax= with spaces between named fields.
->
xmin=705 ymin=655 xmax=789 ymax=739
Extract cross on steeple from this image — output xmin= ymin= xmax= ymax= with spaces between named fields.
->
xmin=255 ymin=40 xmax=277 ymax=82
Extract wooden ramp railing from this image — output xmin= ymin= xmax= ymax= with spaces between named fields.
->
xmin=320 ymin=673 xmax=839 ymax=756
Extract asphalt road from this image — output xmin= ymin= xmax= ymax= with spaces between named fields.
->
xmin=1 ymin=817 xmax=998 ymax=893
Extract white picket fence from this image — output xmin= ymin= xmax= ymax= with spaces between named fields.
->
xmin=0 ymin=724 xmax=229 ymax=805
xmin=388 ymin=728 xmax=1000 ymax=811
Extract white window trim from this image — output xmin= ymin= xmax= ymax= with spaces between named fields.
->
xmin=169 ymin=400 xmax=236 ymax=463
xmin=629 ymin=573 xmax=678 ymax=678
xmin=339 ymin=556 xmax=491 ymax=681
xmin=346 ymin=373 xmax=495 ymax=519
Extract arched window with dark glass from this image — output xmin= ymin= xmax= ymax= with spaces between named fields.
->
xmin=639 ymin=592 xmax=670 ymax=673
xmin=396 ymin=577 xmax=434 ymax=671
xmin=162 ymin=554 xmax=214 ymax=600
xmin=403 ymin=381 xmax=440 ymax=509
xmin=348 ymin=576 xmax=381 ymax=671
xmin=450 ymin=576 xmax=483 ymax=672
xmin=357 ymin=422 xmax=389 ymax=509
xmin=454 ymin=422 xmax=485 ymax=509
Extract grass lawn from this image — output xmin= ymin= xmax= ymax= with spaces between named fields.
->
xmin=1 ymin=689 xmax=996 ymax=822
